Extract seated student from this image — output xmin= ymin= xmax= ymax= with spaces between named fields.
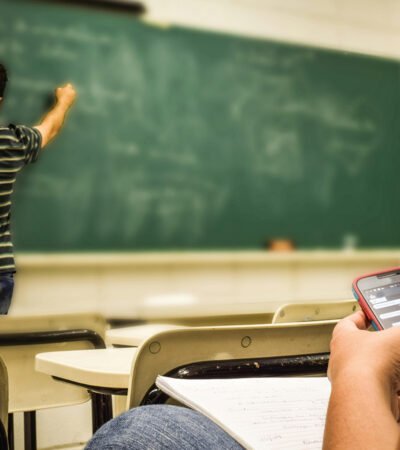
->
xmin=85 ymin=311 xmax=400 ymax=450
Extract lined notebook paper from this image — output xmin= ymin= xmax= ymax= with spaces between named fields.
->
xmin=156 ymin=376 xmax=331 ymax=450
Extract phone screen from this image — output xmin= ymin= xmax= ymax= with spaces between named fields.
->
xmin=360 ymin=281 xmax=400 ymax=328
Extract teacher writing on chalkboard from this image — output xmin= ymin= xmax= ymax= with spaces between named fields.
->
xmin=0 ymin=63 xmax=76 ymax=314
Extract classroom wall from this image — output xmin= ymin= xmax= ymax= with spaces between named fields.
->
xmin=9 ymin=251 xmax=400 ymax=318
xmin=145 ymin=0 xmax=400 ymax=60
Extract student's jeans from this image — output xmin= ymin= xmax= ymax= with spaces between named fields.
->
xmin=0 ymin=272 xmax=14 ymax=315
xmin=85 ymin=405 xmax=244 ymax=450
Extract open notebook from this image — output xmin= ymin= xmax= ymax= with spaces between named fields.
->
xmin=156 ymin=376 xmax=331 ymax=450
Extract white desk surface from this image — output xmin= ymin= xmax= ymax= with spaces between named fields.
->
xmin=106 ymin=324 xmax=185 ymax=347
xmin=35 ymin=348 xmax=136 ymax=389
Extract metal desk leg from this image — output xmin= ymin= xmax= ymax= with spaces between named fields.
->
xmin=8 ymin=413 xmax=14 ymax=450
xmin=90 ymin=392 xmax=113 ymax=433
xmin=23 ymin=411 xmax=36 ymax=450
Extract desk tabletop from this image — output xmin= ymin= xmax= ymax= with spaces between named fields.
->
xmin=35 ymin=348 xmax=136 ymax=389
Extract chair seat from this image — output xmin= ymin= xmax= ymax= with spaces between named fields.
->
xmin=35 ymin=348 xmax=137 ymax=390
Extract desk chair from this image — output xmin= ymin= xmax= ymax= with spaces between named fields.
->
xmin=108 ymin=299 xmax=357 ymax=350
xmin=0 ymin=356 xmax=9 ymax=450
xmin=272 ymin=300 xmax=358 ymax=324
xmin=127 ymin=320 xmax=336 ymax=408
xmin=106 ymin=312 xmax=276 ymax=348
xmin=109 ymin=301 xmax=355 ymax=350
xmin=35 ymin=319 xmax=336 ymax=435
xmin=0 ymin=313 xmax=107 ymax=450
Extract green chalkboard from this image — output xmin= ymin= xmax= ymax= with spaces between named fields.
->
xmin=0 ymin=0 xmax=399 ymax=251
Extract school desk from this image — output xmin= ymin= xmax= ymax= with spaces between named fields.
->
xmin=35 ymin=348 xmax=136 ymax=431
xmin=35 ymin=320 xmax=336 ymax=434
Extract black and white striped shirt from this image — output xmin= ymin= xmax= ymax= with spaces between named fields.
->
xmin=0 ymin=124 xmax=42 ymax=273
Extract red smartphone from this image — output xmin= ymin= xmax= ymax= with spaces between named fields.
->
xmin=353 ymin=267 xmax=400 ymax=330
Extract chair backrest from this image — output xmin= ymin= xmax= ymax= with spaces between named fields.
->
xmin=0 ymin=313 xmax=106 ymax=336
xmin=126 ymin=320 xmax=337 ymax=408
xmin=0 ymin=356 xmax=8 ymax=444
xmin=107 ymin=312 xmax=278 ymax=348
xmin=272 ymin=300 xmax=358 ymax=324
xmin=106 ymin=324 xmax=186 ymax=347
xmin=0 ymin=313 xmax=106 ymax=413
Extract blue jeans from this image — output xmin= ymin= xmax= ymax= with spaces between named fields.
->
xmin=85 ymin=405 xmax=244 ymax=450
xmin=0 ymin=273 xmax=14 ymax=315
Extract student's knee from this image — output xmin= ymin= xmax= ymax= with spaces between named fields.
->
xmin=85 ymin=405 xmax=243 ymax=450
xmin=85 ymin=405 xmax=198 ymax=450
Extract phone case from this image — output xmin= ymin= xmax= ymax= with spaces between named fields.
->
xmin=352 ymin=267 xmax=400 ymax=331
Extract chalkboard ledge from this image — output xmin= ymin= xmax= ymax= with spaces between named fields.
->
xmin=13 ymin=250 xmax=400 ymax=269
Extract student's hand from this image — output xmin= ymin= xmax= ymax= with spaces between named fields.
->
xmin=55 ymin=83 xmax=77 ymax=108
xmin=329 ymin=311 xmax=400 ymax=384
xmin=328 ymin=311 xmax=400 ymax=418
xmin=324 ymin=314 xmax=400 ymax=449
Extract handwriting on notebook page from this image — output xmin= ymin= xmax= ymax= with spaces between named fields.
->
xmin=156 ymin=376 xmax=331 ymax=450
